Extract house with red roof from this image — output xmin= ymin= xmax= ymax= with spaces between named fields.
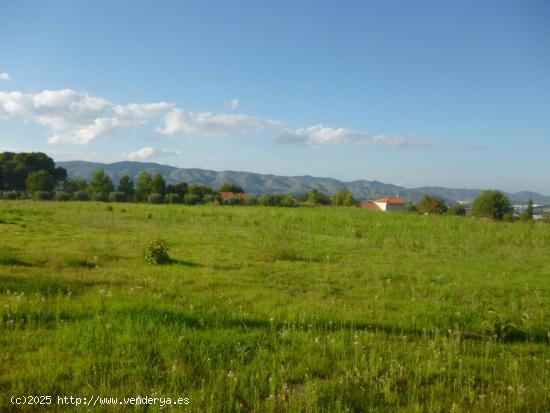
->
xmin=361 ymin=196 xmax=406 ymax=212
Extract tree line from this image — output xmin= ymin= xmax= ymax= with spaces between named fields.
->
xmin=410 ymin=193 xmax=534 ymax=222
xmin=0 ymin=151 xmax=537 ymax=221
xmin=0 ymin=152 xmax=361 ymax=207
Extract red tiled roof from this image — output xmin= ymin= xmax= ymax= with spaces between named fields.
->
xmin=375 ymin=197 xmax=405 ymax=205
xmin=361 ymin=201 xmax=382 ymax=211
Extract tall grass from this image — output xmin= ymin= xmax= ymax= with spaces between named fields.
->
xmin=1 ymin=201 xmax=549 ymax=412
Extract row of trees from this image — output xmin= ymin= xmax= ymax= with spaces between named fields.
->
xmin=411 ymin=191 xmax=534 ymax=221
xmin=0 ymin=152 xmax=538 ymax=220
xmin=0 ymin=151 xmax=360 ymax=207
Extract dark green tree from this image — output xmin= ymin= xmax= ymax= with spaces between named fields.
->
xmin=417 ymin=195 xmax=448 ymax=214
xmin=135 ymin=171 xmax=152 ymax=202
xmin=25 ymin=170 xmax=55 ymax=194
xmin=88 ymin=169 xmax=114 ymax=200
xmin=1 ymin=151 xmax=66 ymax=191
xmin=331 ymin=188 xmax=359 ymax=206
xmin=307 ymin=189 xmax=330 ymax=205
xmin=150 ymin=173 xmax=166 ymax=196
xmin=62 ymin=178 xmax=88 ymax=193
xmin=118 ymin=174 xmax=135 ymax=199
xmin=166 ymin=182 xmax=188 ymax=197
xmin=520 ymin=199 xmax=534 ymax=222
xmin=448 ymin=204 xmax=466 ymax=216
xmin=472 ymin=190 xmax=512 ymax=220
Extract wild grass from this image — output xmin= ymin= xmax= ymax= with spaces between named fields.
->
xmin=0 ymin=201 xmax=549 ymax=412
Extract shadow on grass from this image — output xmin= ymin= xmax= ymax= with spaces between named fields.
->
xmin=117 ymin=306 xmax=550 ymax=345
xmin=169 ymin=258 xmax=202 ymax=267
xmin=0 ymin=252 xmax=33 ymax=267
xmin=167 ymin=258 xmax=238 ymax=271
xmin=0 ymin=274 xmax=126 ymax=296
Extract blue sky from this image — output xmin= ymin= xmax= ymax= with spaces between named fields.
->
xmin=1 ymin=0 xmax=549 ymax=193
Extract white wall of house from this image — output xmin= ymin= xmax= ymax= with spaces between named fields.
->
xmin=374 ymin=201 xmax=388 ymax=211
xmin=374 ymin=202 xmax=406 ymax=212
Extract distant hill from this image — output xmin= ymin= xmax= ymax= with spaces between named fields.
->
xmin=56 ymin=160 xmax=550 ymax=204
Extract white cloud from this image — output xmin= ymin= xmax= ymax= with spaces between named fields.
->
xmin=230 ymin=99 xmax=239 ymax=110
xmin=273 ymin=124 xmax=368 ymax=146
xmin=0 ymin=89 xmax=174 ymax=144
xmin=273 ymin=124 xmax=434 ymax=148
xmin=0 ymin=73 xmax=10 ymax=82
xmin=0 ymin=88 xmax=280 ymax=144
xmin=371 ymin=135 xmax=434 ymax=148
xmin=120 ymin=147 xmax=181 ymax=161
xmin=157 ymin=108 xmax=282 ymax=137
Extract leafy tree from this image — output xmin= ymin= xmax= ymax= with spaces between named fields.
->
xmin=219 ymin=182 xmax=244 ymax=193
xmin=109 ymin=191 xmax=127 ymax=202
xmin=73 ymin=190 xmax=90 ymax=201
xmin=135 ymin=171 xmax=152 ymax=202
xmin=331 ymin=188 xmax=358 ymax=206
xmin=184 ymin=193 xmax=202 ymax=205
xmin=280 ymin=194 xmax=297 ymax=207
xmin=62 ymin=178 xmax=88 ymax=193
xmin=25 ymin=170 xmax=56 ymax=194
xmin=150 ymin=173 xmax=166 ymax=196
xmin=472 ymin=190 xmax=512 ymax=220
xmin=258 ymin=194 xmax=283 ymax=206
xmin=417 ymin=195 xmax=448 ymax=214
xmin=520 ymin=199 xmax=534 ymax=222
xmin=448 ymin=204 xmax=466 ymax=216
xmin=167 ymin=182 xmax=188 ymax=197
xmin=1 ymin=152 xmax=66 ymax=191
xmin=118 ymin=174 xmax=134 ymax=199
xmin=54 ymin=191 xmax=71 ymax=201
xmin=88 ymin=169 xmax=114 ymax=200
xmin=148 ymin=193 xmax=164 ymax=204
xmin=165 ymin=193 xmax=183 ymax=204
xmin=307 ymin=189 xmax=330 ymax=205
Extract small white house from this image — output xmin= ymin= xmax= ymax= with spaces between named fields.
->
xmin=362 ymin=196 xmax=406 ymax=212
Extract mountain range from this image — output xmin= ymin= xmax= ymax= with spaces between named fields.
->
xmin=56 ymin=160 xmax=550 ymax=204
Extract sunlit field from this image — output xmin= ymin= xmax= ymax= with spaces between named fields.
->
xmin=1 ymin=201 xmax=549 ymax=412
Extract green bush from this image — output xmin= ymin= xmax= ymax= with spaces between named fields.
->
xmin=54 ymin=191 xmax=71 ymax=201
xmin=148 ymin=193 xmax=164 ymax=204
xmin=35 ymin=191 xmax=53 ymax=201
xmin=143 ymin=237 xmax=170 ymax=265
xmin=165 ymin=193 xmax=183 ymax=204
xmin=1 ymin=191 xmax=19 ymax=200
xmin=92 ymin=192 xmax=109 ymax=202
xmin=108 ymin=191 xmax=127 ymax=202
xmin=472 ymin=190 xmax=512 ymax=220
xmin=417 ymin=195 xmax=448 ymax=214
xmin=448 ymin=204 xmax=466 ymax=216
xmin=73 ymin=190 xmax=90 ymax=201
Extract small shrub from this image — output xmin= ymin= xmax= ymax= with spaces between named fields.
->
xmin=54 ymin=191 xmax=71 ymax=201
xmin=106 ymin=205 xmax=113 ymax=212
xmin=73 ymin=190 xmax=90 ymax=201
xmin=148 ymin=193 xmax=164 ymax=204
xmin=108 ymin=191 xmax=127 ymax=202
xmin=143 ymin=237 xmax=170 ymax=264
xmin=35 ymin=191 xmax=53 ymax=201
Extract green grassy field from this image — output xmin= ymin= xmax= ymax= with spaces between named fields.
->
xmin=1 ymin=201 xmax=549 ymax=412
